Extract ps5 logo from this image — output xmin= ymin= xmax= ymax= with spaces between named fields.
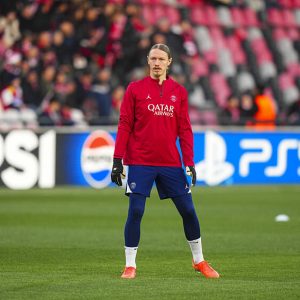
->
xmin=195 ymin=131 xmax=300 ymax=186
xmin=240 ymin=138 xmax=300 ymax=177
xmin=196 ymin=131 xmax=234 ymax=186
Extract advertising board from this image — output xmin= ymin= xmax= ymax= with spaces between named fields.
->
xmin=0 ymin=129 xmax=299 ymax=189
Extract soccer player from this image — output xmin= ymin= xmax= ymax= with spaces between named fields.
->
xmin=111 ymin=44 xmax=219 ymax=279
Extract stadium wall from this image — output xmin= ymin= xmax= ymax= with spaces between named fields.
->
xmin=0 ymin=127 xmax=299 ymax=189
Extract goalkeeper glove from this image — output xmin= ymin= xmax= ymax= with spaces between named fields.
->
xmin=186 ymin=166 xmax=196 ymax=186
xmin=111 ymin=158 xmax=126 ymax=186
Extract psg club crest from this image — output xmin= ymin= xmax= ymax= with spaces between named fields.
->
xmin=81 ymin=130 xmax=115 ymax=188
xmin=170 ymin=95 xmax=177 ymax=102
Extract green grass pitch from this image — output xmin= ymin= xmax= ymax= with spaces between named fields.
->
xmin=0 ymin=186 xmax=299 ymax=300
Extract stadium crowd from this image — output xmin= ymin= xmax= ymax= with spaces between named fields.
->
xmin=1 ymin=0 xmax=300 ymax=128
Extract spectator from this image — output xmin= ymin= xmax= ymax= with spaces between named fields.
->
xmin=52 ymin=30 xmax=66 ymax=65
xmin=74 ymin=70 xmax=93 ymax=110
xmin=0 ymin=76 xmax=23 ymax=110
xmin=152 ymin=17 xmax=185 ymax=65
xmin=40 ymin=65 xmax=56 ymax=102
xmin=219 ymin=94 xmax=241 ymax=125
xmin=37 ymin=31 xmax=52 ymax=51
xmin=24 ymin=46 xmax=40 ymax=70
xmin=88 ymin=68 xmax=112 ymax=124
xmin=0 ymin=50 xmax=22 ymax=87
xmin=38 ymin=95 xmax=73 ymax=127
xmin=286 ymin=99 xmax=300 ymax=126
xmin=239 ymin=92 xmax=258 ymax=126
xmin=18 ymin=2 xmax=42 ymax=33
xmin=252 ymin=85 xmax=277 ymax=128
xmin=0 ymin=10 xmax=21 ymax=48
xmin=29 ymin=0 xmax=55 ymax=33
xmin=111 ymin=85 xmax=125 ymax=118
xmin=22 ymin=69 xmax=43 ymax=110
xmin=114 ymin=5 xmax=142 ymax=81
xmin=58 ymin=21 xmax=78 ymax=65
xmin=180 ymin=20 xmax=199 ymax=60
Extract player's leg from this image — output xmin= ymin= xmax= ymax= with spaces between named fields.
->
xmin=156 ymin=167 xmax=204 ymax=263
xmin=172 ymin=193 xmax=203 ymax=262
xmin=122 ymin=166 xmax=155 ymax=279
xmin=122 ymin=193 xmax=146 ymax=279
xmin=156 ymin=167 xmax=219 ymax=278
xmin=172 ymin=194 xmax=219 ymax=278
xmin=124 ymin=193 xmax=147 ymax=264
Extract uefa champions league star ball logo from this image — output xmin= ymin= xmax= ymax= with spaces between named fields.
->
xmin=81 ymin=130 xmax=115 ymax=188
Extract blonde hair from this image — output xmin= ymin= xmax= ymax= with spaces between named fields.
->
xmin=149 ymin=44 xmax=172 ymax=59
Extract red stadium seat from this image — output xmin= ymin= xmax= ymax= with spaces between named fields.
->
xmin=190 ymin=6 xmax=207 ymax=26
xmin=180 ymin=0 xmax=206 ymax=6
xmin=281 ymin=9 xmax=297 ymax=27
xmin=205 ymin=5 xmax=220 ymax=26
xmin=231 ymin=8 xmax=246 ymax=27
xmin=136 ymin=0 xmax=161 ymax=4
xmin=279 ymin=72 xmax=295 ymax=89
xmin=279 ymin=73 xmax=299 ymax=105
xmin=153 ymin=5 xmax=166 ymax=22
xmin=226 ymin=35 xmax=247 ymax=65
xmin=165 ymin=6 xmax=181 ymax=25
xmin=189 ymin=108 xmax=219 ymax=126
xmin=199 ymin=110 xmax=219 ymax=126
xmin=141 ymin=5 xmax=155 ymax=25
xmin=203 ymin=49 xmax=218 ymax=64
xmin=279 ymin=0 xmax=294 ymax=8
xmin=210 ymin=27 xmax=226 ymax=50
xmin=189 ymin=107 xmax=202 ymax=124
xmin=272 ymin=27 xmax=288 ymax=41
xmin=287 ymin=63 xmax=300 ymax=76
xmin=287 ymin=28 xmax=299 ymax=40
xmin=251 ymin=39 xmax=273 ymax=64
xmin=267 ymin=8 xmax=284 ymax=27
xmin=191 ymin=57 xmax=209 ymax=77
xmin=244 ymin=8 xmax=260 ymax=26
xmin=210 ymin=72 xmax=231 ymax=108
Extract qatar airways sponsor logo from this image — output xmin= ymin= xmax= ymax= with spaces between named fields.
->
xmin=147 ymin=103 xmax=174 ymax=117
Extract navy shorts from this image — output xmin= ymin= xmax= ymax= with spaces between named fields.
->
xmin=125 ymin=166 xmax=191 ymax=199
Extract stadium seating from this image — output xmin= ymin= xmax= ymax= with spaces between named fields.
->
xmin=0 ymin=0 xmax=300 ymax=127
xmin=183 ymin=1 xmax=300 ymax=124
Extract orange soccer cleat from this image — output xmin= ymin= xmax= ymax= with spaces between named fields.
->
xmin=121 ymin=267 xmax=136 ymax=279
xmin=193 ymin=260 xmax=220 ymax=279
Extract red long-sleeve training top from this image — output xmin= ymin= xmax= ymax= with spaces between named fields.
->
xmin=114 ymin=76 xmax=194 ymax=167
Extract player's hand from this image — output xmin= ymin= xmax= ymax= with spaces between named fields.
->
xmin=111 ymin=158 xmax=126 ymax=186
xmin=186 ymin=166 xmax=196 ymax=186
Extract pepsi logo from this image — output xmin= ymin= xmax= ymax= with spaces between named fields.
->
xmin=81 ymin=130 xmax=115 ymax=188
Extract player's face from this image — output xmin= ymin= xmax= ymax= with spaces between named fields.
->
xmin=148 ymin=49 xmax=172 ymax=80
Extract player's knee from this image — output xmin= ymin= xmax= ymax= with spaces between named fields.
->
xmin=129 ymin=206 xmax=144 ymax=221
xmin=182 ymin=207 xmax=197 ymax=220
xmin=128 ymin=193 xmax=146 ymax=221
